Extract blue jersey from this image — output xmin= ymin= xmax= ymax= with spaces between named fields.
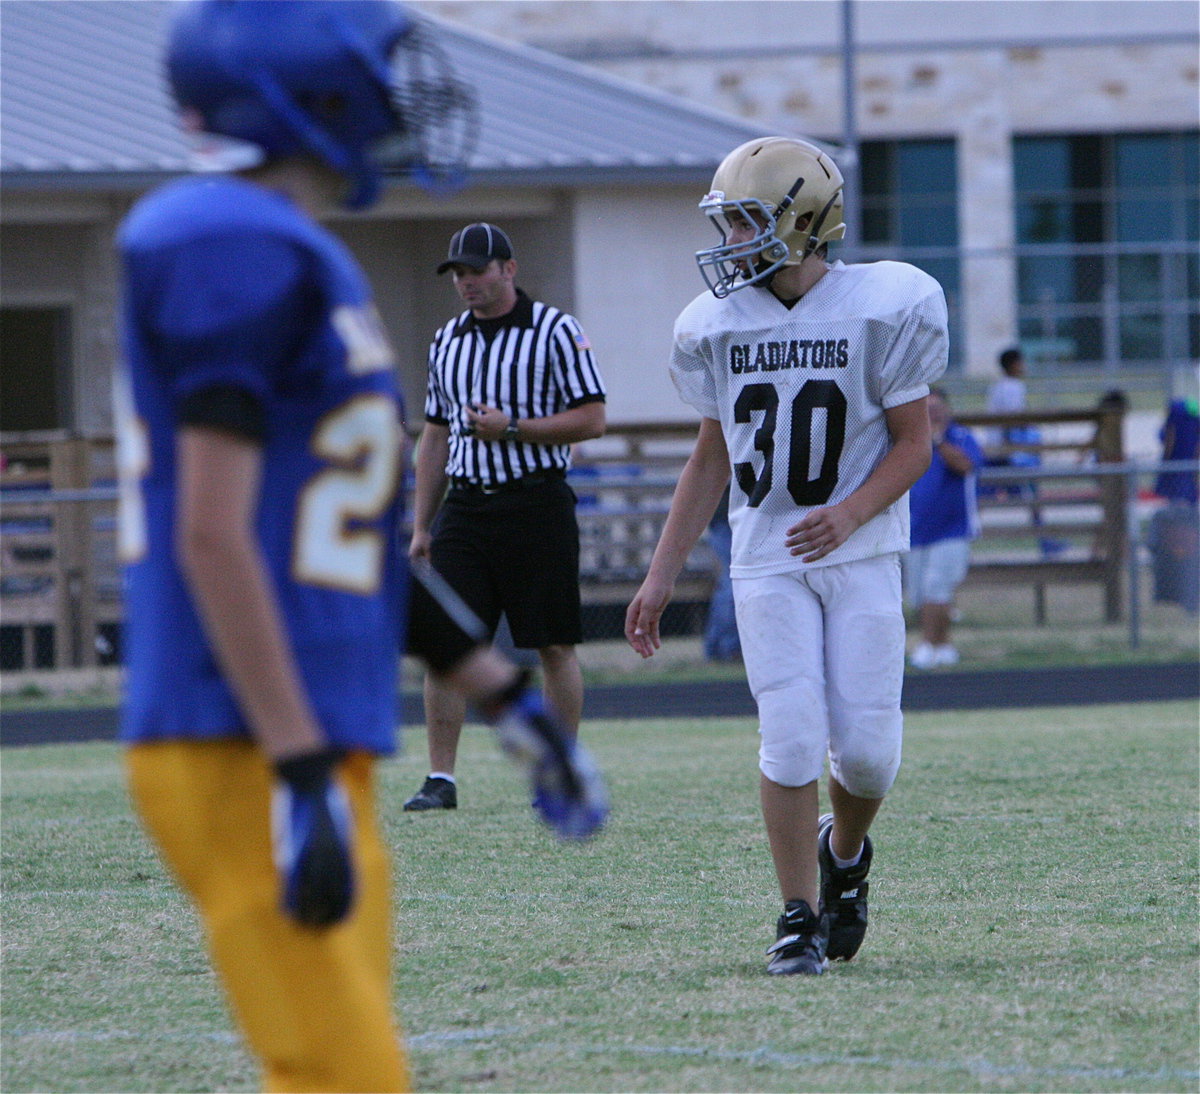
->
xmin=1155 ymin=398 xmax=1199 ymax=505
xmin=115 ymin=176 xmax=407 ymax=753
xmin=909 ymin=422 xmax=984 ymax=547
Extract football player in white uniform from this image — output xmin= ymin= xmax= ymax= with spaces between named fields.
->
xmin=626 ymin=137 xmax=948 ymax=975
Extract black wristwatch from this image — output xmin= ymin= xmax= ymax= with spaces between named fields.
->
xmin=504 ymin=417 xmax=520 ymax=440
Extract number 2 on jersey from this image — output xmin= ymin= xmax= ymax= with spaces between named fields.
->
xmin=113 ymin=368 xmax=150 ymax=563
xmin=733 ymin=379 xmax=847 ymax=507
xmin=295 ymin=395 xmax=401 ymax=594
xmin=116 ymin=381 xmax=401 ymax=593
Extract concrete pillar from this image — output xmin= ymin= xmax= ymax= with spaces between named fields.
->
xmin=955 ymin=50 xmax=1017 ymax=378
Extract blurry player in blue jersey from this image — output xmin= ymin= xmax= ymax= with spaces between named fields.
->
xmin=115 ymin=3 xmax=602 ymax=1090
xmin=904 ymin=387 xmax=984 ymax=668
xmin=626 ymin=137 xmax=947 ymax=976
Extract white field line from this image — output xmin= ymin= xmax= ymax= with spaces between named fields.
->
xmin=7 ymin=1026 xmax=1197 ymax=1086
xmin=594 ymin=1041 xmax=1200 ymax=1085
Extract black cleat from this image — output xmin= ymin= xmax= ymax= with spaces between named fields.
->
xmin=765 ymin=899 xmax=829 ymax=975
xmin=818 ymin=812 xmax=872 ymax=960
xmin=403 ymin=776 xmax=457 ymax=811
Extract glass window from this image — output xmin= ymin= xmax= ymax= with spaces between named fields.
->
xmin=1017 ymin=315 xmax=1103 ymax=364
xmin=858 ymin=138 xmax=960 ymax=368
xmin=1013 ymin=138 xmax=1070 ymax=193
xmin=1067 ymin=136 xmax=1105 ymax=190
xmin=1185 ymin=196 xmax=1198 ymax=242
xmin=1014 ymin=130 xmax=1198 ymax=370
xmin=910 ymin=256 xmax=959 ymax=297
xmin=1018 ymin=254 xmax=1075 ymax=305
xmin=0 ymin=307 xmax=73 ymax=432
xmin=1117 ymin=253 xmax=1163 ymax=302
xmin=1120 ymin=312 xmax=1164 ymax=361
xmin=859 ymin=138 xmax=958 ymax=247
xmin=1116 ymin=198 xmax=1175 ymax=243
xmin=861 ymin=206 xmax=891 ymax=244
xmin=896 ymin=140 xmax=956 ymax=196
xmin=1116 ymin=135 xmax=1173 ymax=187
xmin=1181 ymin=134 xmax=1199 ymax=186
xmin=1070 ymin=255 xmax=1104 ymax=304
xmin=860 ymin=143 xmax=892 ymax=197
xmin=1018 ymin=200 xmax=1074 ymax=244
xmin=901 ymin=204 xmax=957 ymax=248
xmin=1071 ymin=201 xmax=1105 ymax=244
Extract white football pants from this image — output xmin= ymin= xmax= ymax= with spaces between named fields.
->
xmin=734 ymin=553 xmax=905 ymax=798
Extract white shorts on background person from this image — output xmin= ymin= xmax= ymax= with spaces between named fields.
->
xmin=903 ymin=537 xmax=972 ymax=608
xmin=732 ymin=554 xmax=906 ymax=800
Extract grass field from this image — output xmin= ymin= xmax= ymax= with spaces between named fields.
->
xmin=2 ymin=702 xmax=1198 ymax=1093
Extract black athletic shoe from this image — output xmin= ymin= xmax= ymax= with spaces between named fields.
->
xmin=403 ymin=776 xmax=457 ymax=811
xmin=817 ymin=812 xmax=872 ymax=961
xmin=765 ymin=899 xmax=829 ymax=975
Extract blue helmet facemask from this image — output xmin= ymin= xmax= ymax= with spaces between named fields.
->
xmin=167 ymin=0 xmax=477 ymax=209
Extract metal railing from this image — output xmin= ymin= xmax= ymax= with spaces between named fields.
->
xmin=2 ymin=460 xmax=1195 ymax=668
xmin=976 ymin=459 xmax=1199 ymax=645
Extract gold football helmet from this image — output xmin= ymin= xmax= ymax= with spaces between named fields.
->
xmin=695 ymin=136 xmax=845 ymax=298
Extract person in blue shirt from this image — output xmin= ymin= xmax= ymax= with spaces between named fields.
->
xmin=903 ymin=388 xmax=984 ymax=669
xmin=1148 ymin=397 xmax=1200 ymax=613
xmin=115 ymin=4 xmax=602 ymax=1090
xmin=703 ymin=485 xmax=742 ymax=662
xmin=1154 ymin=397 xmax=1199 ymax=506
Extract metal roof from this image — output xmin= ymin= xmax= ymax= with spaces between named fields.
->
xmin=0 ymin=0 xmax=776 ymax=190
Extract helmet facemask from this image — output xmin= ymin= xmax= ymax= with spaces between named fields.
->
xmin=374 ymin=21 xmax=478 ymax=196
xmin=293 ymin=14 xmax=478 ymax=206
xmin=697 ymin=193 xmax=794 ymax=299
xmin=168 ymin=1 xmax=478 ymax=211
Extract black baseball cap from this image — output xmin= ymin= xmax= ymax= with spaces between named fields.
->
xmin=436 ymin=222 xmax=514 ymax=274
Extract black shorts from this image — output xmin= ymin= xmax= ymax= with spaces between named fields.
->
xmin=430 ymin=474 xmax=582 ymax=649
xmin=404 ymin=562 xmax=485 ymax=676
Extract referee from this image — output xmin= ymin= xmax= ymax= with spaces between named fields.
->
xmin=404 ymin=223 xmax=608 ymax=812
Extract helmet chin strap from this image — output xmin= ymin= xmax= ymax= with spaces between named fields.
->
xmin=766 ymin=245 xmax=829 ymax=300
xmin=803 ymin=191 xmax=842 ymax=257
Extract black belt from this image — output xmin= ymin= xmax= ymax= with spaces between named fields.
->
xmin=448 ymin=469 xmax=564 ymax=496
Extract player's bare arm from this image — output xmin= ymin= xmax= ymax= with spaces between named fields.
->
xmin=785 ymin=395 xmax=933 ymax=562
xmin=176 ymin=426 xmax=325 ymax=761
xmin=465 ymin=399 xmax=605 ymax=445
xmin=626 ymin=417 xmax=730 ymax=658
xmin=409 ymin=422 xmax=451 ymax=561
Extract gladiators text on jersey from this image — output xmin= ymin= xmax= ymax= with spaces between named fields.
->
xmin=729 ymin=338 xmax=850 ymax=374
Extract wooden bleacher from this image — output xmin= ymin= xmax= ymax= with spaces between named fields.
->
xmin=0 ymin=434 xmax=119 ymax=670
xmin=955 ymin=405 xmax=1126 ymax=622
xmin=570 ymin=404 xmax=1129 ymax=625
xmin=0 ymin=402 xmax=1130 ymax=672
xmin=569 ymin=422 xmax=717 ymax=610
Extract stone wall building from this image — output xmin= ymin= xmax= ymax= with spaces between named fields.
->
xmin=415 ymin=0 xmax=1199 ymax=386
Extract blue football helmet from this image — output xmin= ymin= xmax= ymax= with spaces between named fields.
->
xmin=167 ymin=0 xmax=478 ymax=208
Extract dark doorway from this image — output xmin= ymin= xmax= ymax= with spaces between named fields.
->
xmin=0 ymin=307 xmax=73 ymax=432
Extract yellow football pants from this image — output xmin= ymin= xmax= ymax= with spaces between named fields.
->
xmin=126 ymin=740 xmax=409 ymax=1093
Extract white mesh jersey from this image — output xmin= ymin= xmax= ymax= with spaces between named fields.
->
xmin=671 ymin=259 xmax=949 ymax=578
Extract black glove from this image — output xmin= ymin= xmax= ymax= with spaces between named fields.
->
xmin=271 ymin=750 xmax=355 ymax=928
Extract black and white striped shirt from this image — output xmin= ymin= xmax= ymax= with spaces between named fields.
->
xmin=424 ymin=289 xmax=607 ymax=486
